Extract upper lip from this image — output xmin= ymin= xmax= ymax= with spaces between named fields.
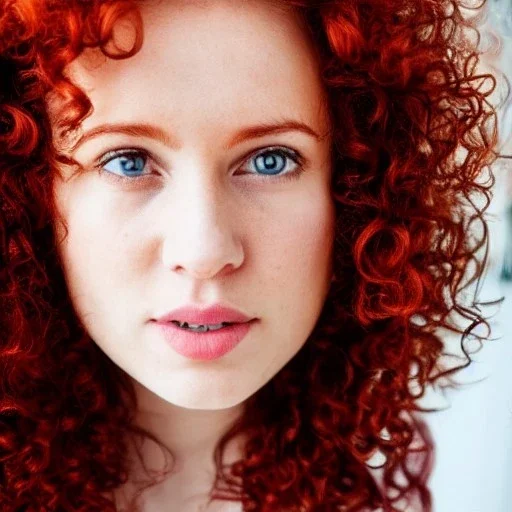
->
xmin=154 ymin=304 xmax=255 ymax=325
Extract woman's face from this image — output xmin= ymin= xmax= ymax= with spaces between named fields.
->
xmin=52 ymin=0 xmax=335 ymax=410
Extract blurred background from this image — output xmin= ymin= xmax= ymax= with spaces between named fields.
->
xmin=420 ymin=1 xmax=512 ymax=510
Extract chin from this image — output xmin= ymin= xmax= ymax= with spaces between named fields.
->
xmin=157 ymin=387 xmax=250 ymax=411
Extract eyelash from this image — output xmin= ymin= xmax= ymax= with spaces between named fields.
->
xmin=94 ymin=146 xmax=307 ymax=186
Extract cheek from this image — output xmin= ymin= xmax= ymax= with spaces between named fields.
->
xmin=55 ymin=181 xmax=137 ymax=270
xmin=253 ymin=195 xmax=334 ymax=379
xmin=272 ymin=193 xmax=334 ymax=281
xmin=254 ymin=191 xmax=334 ymax=341
xmin=52 ymin=182 xmax=128 ymax=321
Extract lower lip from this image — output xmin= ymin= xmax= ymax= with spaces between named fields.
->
xmin=154 ymin=320 xmax=256 ymax=361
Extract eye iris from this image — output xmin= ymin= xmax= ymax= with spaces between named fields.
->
xmin=120 ymin=155 xmax=145 ymax=174
xmin=255 ymin=152 xmax=285 ymax=175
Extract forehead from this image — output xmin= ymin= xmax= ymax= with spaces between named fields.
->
xmin=58 ymin=0 xmax=328 ymax=140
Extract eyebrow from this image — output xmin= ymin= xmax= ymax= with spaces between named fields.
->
xmin=70 ymin=120 xmax=323 ymax=152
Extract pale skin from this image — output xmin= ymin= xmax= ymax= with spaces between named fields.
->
xmin=50 ymin=0 xmax=335 ymax=510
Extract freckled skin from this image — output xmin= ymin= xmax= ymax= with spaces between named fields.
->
xmin=52 ymin=0 xmax=334 ymax=508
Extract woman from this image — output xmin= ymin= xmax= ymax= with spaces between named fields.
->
xmin=0 ymin=0 xmax=499 ymax=510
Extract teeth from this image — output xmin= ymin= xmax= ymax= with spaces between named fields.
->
xmin=187 ymin=323 xmax=223 ymax=329
xmin=172 ymin=321 xmax=232 ymax=332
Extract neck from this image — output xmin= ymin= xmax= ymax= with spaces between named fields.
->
xmin=113 ymin=379 xmax=246 ymax=510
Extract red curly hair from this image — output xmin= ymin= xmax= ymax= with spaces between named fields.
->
xmin=0 ymin=0 xmax=499 ymax=510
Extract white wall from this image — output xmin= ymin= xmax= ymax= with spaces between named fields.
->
xmin=420 ymin=3 xmax=512 ymax=510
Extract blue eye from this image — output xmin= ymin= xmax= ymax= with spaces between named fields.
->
xmin=97 ymin=146 xmax=305 ymax=183
xmin=243 ymin=148 xmax=302 ymax=178
xmin=101 ymin=151 xmax=148 ymax=178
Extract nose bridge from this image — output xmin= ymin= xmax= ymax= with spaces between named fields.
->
xmin=160 ymin=164 xmax=242 ymax=278
xmin=181 ymin=166 xmax=230 ymax=238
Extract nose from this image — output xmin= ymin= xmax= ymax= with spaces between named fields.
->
xmin=160 ymin=170 xmax=244 ymax=281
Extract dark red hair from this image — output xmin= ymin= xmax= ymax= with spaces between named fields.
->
xmin=0 ymin=0 xmax=499 ymax=510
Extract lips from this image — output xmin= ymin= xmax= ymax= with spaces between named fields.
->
xmin=156 ymin=320 xmax=255 ymax=360
xmin=154 ymin=303 xmax=254 ymax=326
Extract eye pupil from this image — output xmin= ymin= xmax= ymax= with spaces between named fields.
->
xmin=264 ymin=155 xmax=277 ymax=167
